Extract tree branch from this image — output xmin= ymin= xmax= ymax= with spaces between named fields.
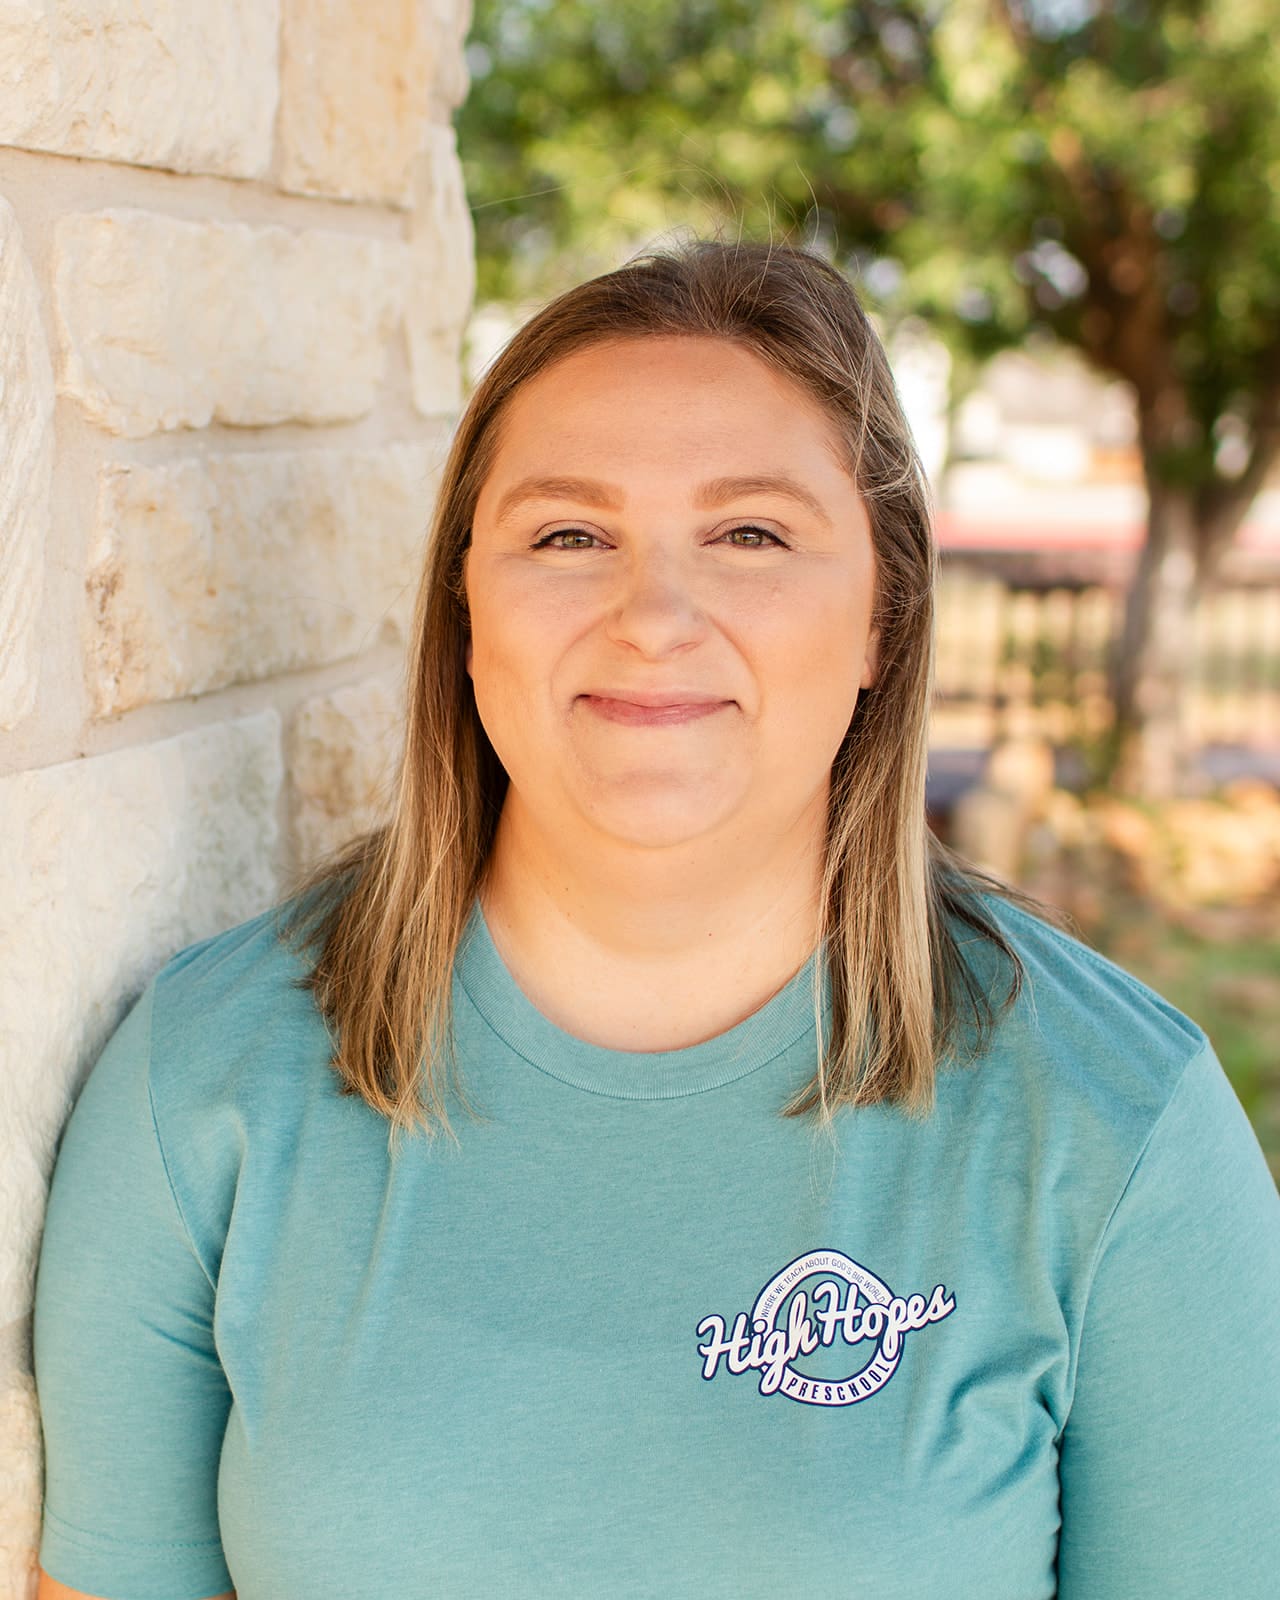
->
xmin=1196 ymin=355 xmax=1280 ymax=572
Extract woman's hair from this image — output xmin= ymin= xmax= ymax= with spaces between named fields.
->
xmin=282 ymin=232 xmax=1072 ymax=1152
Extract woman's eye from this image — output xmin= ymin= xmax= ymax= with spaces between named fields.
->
xmin=532 ymin=529 xmax=601 ymax=550
xmin=530 ymin=525 xmax=784 ymax=551
xmin=720 ymin=525 xmax=784 ymax=548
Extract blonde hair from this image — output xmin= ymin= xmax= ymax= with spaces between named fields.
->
xmin=282 ymin=234 xmax=1071 ymax=1152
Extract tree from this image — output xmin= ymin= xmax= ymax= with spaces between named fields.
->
xmin=457 ymin=0 xmax=1280 ymax=794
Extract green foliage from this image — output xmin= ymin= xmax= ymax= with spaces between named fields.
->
xmin=458 ymin=0 xmax=1280 ymax=495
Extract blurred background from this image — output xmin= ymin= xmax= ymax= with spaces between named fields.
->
xmin=456 ymin=0 xmax=1280 ymax=1173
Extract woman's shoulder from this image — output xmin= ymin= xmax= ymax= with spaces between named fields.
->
xmin=142 ymin=895 xmax=330 ymax=1116
xmin=153 ymin=896 xmax=309 ymax=1009
xmin=957 ymin=886 xmax=1213 ymax=1136
xmin=49 ymin=898 xmax=332 ymax=1287
xmin=971 ymin=888 xmax=1207 ymax=1050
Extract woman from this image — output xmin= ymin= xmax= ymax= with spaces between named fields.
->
xmin=34 ymin=238 xmax=1280 ymax=1600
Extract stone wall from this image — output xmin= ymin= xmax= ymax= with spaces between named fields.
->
xmin=0 ymin=5 xmax=474 ymax=1592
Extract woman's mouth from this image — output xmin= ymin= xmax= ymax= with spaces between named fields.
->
xmin=579 ymin=695 xmax=732 ymax=727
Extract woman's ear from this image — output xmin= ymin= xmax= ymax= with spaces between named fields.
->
xmin=460 ymin=546 xmax=473 ymax=677
xmin=860 ymin=625 xmax=881 ymax=690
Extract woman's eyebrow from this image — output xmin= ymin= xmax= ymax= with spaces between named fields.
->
xmin=698 ymin=474 xmax=833 ymax=528
xmin=493 ymin=472 xmax=832 ymax=528
xmin=494 ymin=475 xmax=622 ymax=523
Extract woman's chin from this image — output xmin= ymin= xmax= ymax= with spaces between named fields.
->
xmin=575 ymin=784 xmax=744 ymax=852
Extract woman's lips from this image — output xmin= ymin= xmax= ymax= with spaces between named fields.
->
xmin=579 ymin=695 xmax=731 ymax=726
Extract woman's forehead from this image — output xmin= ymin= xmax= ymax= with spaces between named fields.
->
xmin=509 ymin=331 xmax=800 ymax=405
xmin=480 ymin=334 xmax=854 ymax=489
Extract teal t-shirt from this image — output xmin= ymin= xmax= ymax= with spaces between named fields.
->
xmin=33 ymin=891 xmax=1280 ymax=1598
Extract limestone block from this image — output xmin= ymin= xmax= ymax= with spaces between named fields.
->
xmin=85 ymin=440 xmax=444 ymax=715
xmin=278 ymin=0 xmax=433 ymax=205
xmin=288 ymin=675 xmax=405 ymax=871
xmin=53 ymin=210 xmax=408 ymax=437
xmin=406 ymin=124 xmax=476 ymax=417
xmin=427 ymin=0 xmax=474 ymax=115
xmin=0 ymin=196 xmax=54 ymax=730
xmin=0 ymin=0 xmax=277 ymax=178
xmin=0 ymin=712 xmax=283 ymax=1331
xmin=0 ymin=1353 xmax=39 ymax=1600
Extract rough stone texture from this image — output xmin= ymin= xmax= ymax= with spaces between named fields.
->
xmin=85 ymin=440 xmax=443 ymax=715
xmin=0 ymin=1352 xmax=40 ymax=1600
xmin=427 ymin=0 xmax=474 ymax=116
xmin=0 ymin=1 xmax=278 ymax=178
xmin=278 ymin=0 xmax=434 ymax=205
xmin=289 ymin=675 xmax=405 ymax=871
xmin=0 ymin=197 xmax=54 ymax=731
xmin=406 ymin=125 xmax=476 ymax=417
xmin=0 ymin=713 xmax=282 ymax=1331
xmin=2 ymin=0 xmax=473 ymax=1580
xmin=53 ymin=210 xmax=408 ymax=437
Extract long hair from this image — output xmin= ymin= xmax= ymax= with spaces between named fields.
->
xmin=282 ymin=234 xmax=1071 ymax=1152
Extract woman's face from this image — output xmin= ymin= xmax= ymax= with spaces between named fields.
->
xmin=464 ymin=333 xmax=880 ymax=854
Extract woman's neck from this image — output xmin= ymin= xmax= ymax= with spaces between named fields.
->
xmin=477 ymin=797 xmax=825 ymax=1053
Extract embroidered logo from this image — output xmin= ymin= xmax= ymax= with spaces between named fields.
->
xmin=695 ymin=1248 xmax=956 ymax=1407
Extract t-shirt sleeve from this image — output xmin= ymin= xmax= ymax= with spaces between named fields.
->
xmin=33 ymin=981 xmax=235 ymax=1600
xmin=1057 ymin=1037 xmax=1280 ymax=1597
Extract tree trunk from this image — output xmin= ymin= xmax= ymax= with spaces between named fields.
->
xmin=1104 ymin=477 xmax=1200 ymax=798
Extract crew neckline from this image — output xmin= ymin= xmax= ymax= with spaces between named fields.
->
xmin=455 ymin=898 xmax=831 ymax=1099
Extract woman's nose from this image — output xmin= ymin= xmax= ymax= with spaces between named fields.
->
xmin=605 ymin=549 xmax=709 ymax=657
